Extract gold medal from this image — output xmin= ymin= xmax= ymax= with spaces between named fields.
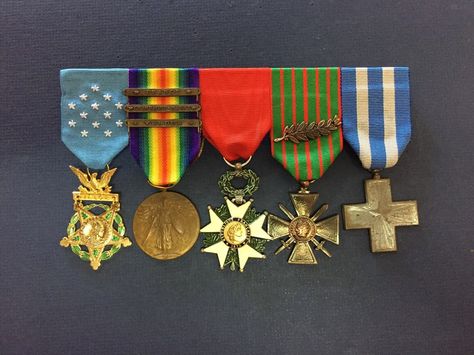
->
xmin=133 ymin=191 xmax=200 ymax=260
xmin=60 ymin=166 xmax=131 ymax=270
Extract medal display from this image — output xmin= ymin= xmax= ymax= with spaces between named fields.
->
xmin=58 ymin=65 xmax=421 ymax=270
xmin=59 ymin=69 xmax=131 ymax=269
xmin=199 ymin=69 xmax=272 ymax=271
xmin=341 ymin=67 xmax=419 ymax=252
xmin=126 ymin=68 xmax=202 ymax=260
xmin=267 ymin=68 xmax=342 ymax=265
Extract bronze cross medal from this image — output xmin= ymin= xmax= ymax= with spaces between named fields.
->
xmin=267 ymin=186 xmax=339 ymax=265
xmin=343 ymin=172 xmax=419 ymax=252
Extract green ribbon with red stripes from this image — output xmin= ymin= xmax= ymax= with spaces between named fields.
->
xmin=270 ymin=67 xmax=343 ymax=182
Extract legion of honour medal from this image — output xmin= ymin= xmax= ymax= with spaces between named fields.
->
xmin=341 ymin=67 xmax=419 ymax=252
xmin=59 ymin=69 xmax=131 ymax=270
xmin=199 ymin=69 xmax=272 ymax=271
xmin=267 ymin=67 xmax=342 ymax=265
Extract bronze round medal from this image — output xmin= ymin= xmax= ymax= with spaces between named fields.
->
xmin=133 ymin=191 xmax=200 ymax=260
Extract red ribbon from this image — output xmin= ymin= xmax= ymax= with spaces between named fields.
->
xmin=200 ymin=68 xmax=272 ymax=161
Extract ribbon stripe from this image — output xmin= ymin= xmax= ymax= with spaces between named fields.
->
xmin=271 ymin=68 xmax=343 ymax=182
xmin=341 ymin=67 xmax=411 ymax=170
xmin=128 ymin=68 xmax=201 ymax=186
xmin=61 ymin=67 xmax=411 ymax=180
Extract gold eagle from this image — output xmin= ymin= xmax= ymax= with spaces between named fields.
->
xmin=69 ymin=166 xmax=116 ymax=193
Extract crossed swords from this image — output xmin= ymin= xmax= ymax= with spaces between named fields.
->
xmin=275 ymin=237 xmax=332 ymax=257
xmin=274 ymin=202 xmax=332 ymax=258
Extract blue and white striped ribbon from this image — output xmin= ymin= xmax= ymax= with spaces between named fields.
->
xmin=341 ymin=67 xmax=411 ymax=170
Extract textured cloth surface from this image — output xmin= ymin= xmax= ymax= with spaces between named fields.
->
xmin=342 ymin=67 xmax=411 ymax=170
xmin=60 ymin=69 xmax=129 ymax=169
xmin=1 ymin=1 xmax=473 ymax=354
xmin=128 ymin=68 xmax=201 ymax=186
xmin=200 ymin=68 xmax=272 ymax=161
xmin=271 ymin=67 xmax=343 ymax=181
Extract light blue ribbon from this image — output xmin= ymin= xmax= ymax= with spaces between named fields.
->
xmin=60 ymin=69 xmax=129 ymax=169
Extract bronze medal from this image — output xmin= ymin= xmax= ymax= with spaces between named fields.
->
xmin=133 ymin=191 xmax=200 ymax=260
xmin=343 ymin=172 xmax=419 ymax=252
xmin=125 ymin=71 xmax=203 ymax=261
xmin=268 ymin=187 xmax=339 ymax=265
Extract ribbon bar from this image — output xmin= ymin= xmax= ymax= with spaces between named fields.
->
xmin=123 ymin=88 xmax=200 ymax=97
xmin=124 ymin=104 xmax=201 ymax=113
xmin=126 ymin=119 xmax=201 ymax=128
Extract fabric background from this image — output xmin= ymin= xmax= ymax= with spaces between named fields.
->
xmin=0 ymin=1 xmax=472 ymax=354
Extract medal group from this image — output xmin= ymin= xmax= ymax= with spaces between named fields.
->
xmin=59 ymin=67 xmax=419 ymax=271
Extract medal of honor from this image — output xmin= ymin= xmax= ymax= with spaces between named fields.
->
xmin=126 ymin=69 xmax=202 ymax=260
xmin=59 ymin=69 xmax=131 ymax=269
xmin=267 ymin=68 xmax=342 ymax=265
xmin=341 ymin=67 xmax=419 ymax=252
xmin=199 ymin=69 xmax=272 ymax=271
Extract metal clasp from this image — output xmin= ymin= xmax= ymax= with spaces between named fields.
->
xmin=298 ymin=180 xmax=315 ymax=194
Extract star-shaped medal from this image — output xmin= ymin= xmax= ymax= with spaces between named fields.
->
xmin=267 ymin=192 xmax=339 ymax=264
xmin=201 ymin=197 xmax=271 ymax=272
xmin=60 ymin=167 xmax=131 ymax=270
xmin=60 ymin=202 xmax=130 ymax=270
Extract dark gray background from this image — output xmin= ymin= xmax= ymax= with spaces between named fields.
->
xmin=1 ymin=0 xmax=473 ymax=354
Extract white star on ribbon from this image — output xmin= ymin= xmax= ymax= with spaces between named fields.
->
xmin=103 ymin=93 xmax=112 ymax=101
xmin=115 ymin=120 xmax=124 ymax=127
xmin=79 ymin=94 xmax=88 ymax=101
xmin=91 ymin=85 xmax=100 ymax=92
xmin=104 ymin=129 xmax=112 ymax=137
xmin=68 ymin=120 xmax=77 ymax=127
xmin=92 ymin=121 xmax=100 ymax=129
xmin=103 ymin=111 xmax=112 ymax=119
xmin=80 ymin=130 xmax=88 ymax=137
xmin=68 ymin=102 xmax=76 ymax=110
xmin=80 ymin=111 xmax=88 ymax=119
xmin=115 ymin=102 xmax=123 ymax=110
xmin=91 ymin=102 xmax=100 ymax=110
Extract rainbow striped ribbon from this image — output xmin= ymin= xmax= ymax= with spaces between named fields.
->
xmin=270 ymin=68 xmax=343 ymax=182
xmin=128 ymin=68 xmax=201 ymax=186
xmin=341 ymin=67 xmax=411 ymax=170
